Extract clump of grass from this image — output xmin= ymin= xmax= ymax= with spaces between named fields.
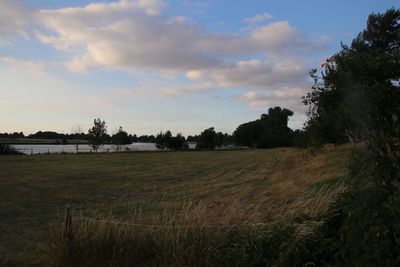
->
xmin=42 ymin=186 xmax=344 ymax=267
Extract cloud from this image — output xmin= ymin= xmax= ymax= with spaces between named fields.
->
xmin=243 ymin=12 xmax=273 ymax=24
xmin=0 ymin=0 xmax=32 ymax=42
xmin=235 ymin=87 xmax=308 ymax=113
xmin=0 ymin=0 xmax=325 ymax=113
xmin=180 ymin=1 xmax=209 ymax=15
xmin=186 ymin=59 xmax=307 ymax=89
xmin=0 ymin=56 xmax=45 ymax=75
xmin=36 ymin=0 xmax=321 ymax=73
xmin=114 ymin=80 xmax=216 ymax=97
xmin=37 ymin=0 xmax=222 ymax=72
xmin=250 ymin=21 xmax=315 ymax=56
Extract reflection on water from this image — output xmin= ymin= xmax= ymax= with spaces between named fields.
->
xmin=13 ymin=143 xmax=158 ymax=154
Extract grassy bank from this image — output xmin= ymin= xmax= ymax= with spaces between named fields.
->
xmin=0 ymin=145 xmax=350 ymax=266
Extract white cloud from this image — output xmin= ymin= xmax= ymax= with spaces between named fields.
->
xmin=250 ymin=21 xmax=314 ymax=56
xmin=235 ymin=87 xmax=308 ymax=113
xmin=0 ymin=0 xmax=325 ymax=114
xmin=0 ymin=56 xmax=45 ymax=75
xmin=115 ymin=81 xmax=216 ymax=97
xmin=0 ymin=0 xmax=32 ymax=42
xmin=36 ymin=1 xmax=321 ymax=73
xmin=185 ymin=59 xmax=307 ymax=89
xmin=243 ymin=12 xmax=273 ymax=24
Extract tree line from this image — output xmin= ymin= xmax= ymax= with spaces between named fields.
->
xmin=1 ymin=104 xmax=305 ymax=150
xmin=0 ymin=130 xmax=156 ymax=143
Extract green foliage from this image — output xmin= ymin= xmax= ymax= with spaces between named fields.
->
xmin=234 ymin=106 xmax=294 ymax=148
xmin=87 ymin=118 xmax=107 ymax=151
xmin=302 ymin=8 xmax=400 ymax=266
xmin=339 ymin=146 xmax=400 ymax=266
xmin=302 ymin=69 xmax=352 ymax=146
xmin=303 ymin=8 xmax=400 ymax=147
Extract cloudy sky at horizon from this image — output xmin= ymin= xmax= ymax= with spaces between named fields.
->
xmin=0 ymin=0 xmax=397 ymax=136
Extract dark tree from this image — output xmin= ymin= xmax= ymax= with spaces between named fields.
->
xmin=233 ymin=106 xmax=294 ymax=148
xmin=137 ymin=135 xmax=156 ymax=143
xmin=302 ymin=9 xmax=400 ymax=266
xmin=214 ymin=132 xmax=225 ymax=148
xmin=111 ymin=126 xmax=131 ymax=150
xmin=196 ymin=127 xmax=217 ymax=150
xmin=28 ymin=131 xmax=67 ymax=140
xmin=87 ymin=118 xmax=107 ymax=151
xmin=233 ymin=120 xmax=262 ymax=148
xmin=259 ymin=107 xmax=294 ymax=148
xmin=156 ymin=131 xmax=187 ymax=150
xmin=291 ymin=129 xmax=309 ymax=148
xmin=302 ymin=9 xmax=400 ymax=145
xmin=0 ymin=132 xmax=25 ymax=139
xmin=169 ymin=133 xmax=188 ymax=150
xmin=129 ymin=134 xmax=138 ymax=143
xmin=155 ymin=131 xmax=172 ymax=150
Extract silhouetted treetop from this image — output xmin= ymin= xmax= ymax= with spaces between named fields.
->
xmin=234 ymin=106 xmax=294 ymax=149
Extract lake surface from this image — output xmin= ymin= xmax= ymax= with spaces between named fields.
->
xmin=12 ymin=143 xmax=158 ymax=154
xmin=12 ymin=143 xmax=198 ymax=154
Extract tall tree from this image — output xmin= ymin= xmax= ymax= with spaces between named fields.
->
xmin=155 ymin=131 xmax=172 ymax=150
xmin=87 ymin=118 xmax=107 ymax=151
xmin=155 ymin=131 xmax=187 ymax=150
xmin=196 ymin=127 xmax=217 ymax=150
xmin=234 ymin=106 xmax=294 ymax=148
xmin=303 ymin=8 xmax=400 ymax=146
xmin=111 ymin=126 xmax=131 ymax=151
xmin=303 ymin=8 xmax=400 ymax=265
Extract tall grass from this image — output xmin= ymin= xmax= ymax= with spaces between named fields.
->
xmin=0 ymin=146 xmax=350 ymax=265
xmin=43 ymin=185 xmax=345 ymax=267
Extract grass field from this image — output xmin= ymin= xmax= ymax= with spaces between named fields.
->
xmin=0 ymin=146 xmax=350 ymax=266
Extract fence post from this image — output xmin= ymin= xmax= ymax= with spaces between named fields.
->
xmin=64 ymin=205 xmax=73 ymax=239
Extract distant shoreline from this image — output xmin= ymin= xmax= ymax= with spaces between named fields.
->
xmin=0 ymin=138 xmax=88 ymax=145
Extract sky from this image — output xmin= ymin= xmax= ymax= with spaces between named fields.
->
xmin=0 ymin=0 xmax=398 ymax=136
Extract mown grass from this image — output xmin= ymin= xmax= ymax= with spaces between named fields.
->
xmin=0 ymin=145 xmax=350 ymax=266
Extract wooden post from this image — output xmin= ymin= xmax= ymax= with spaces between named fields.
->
xmin=64 ymin=205 xmax=73 ymax=239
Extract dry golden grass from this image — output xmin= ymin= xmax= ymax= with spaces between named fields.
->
xmin=0 ymin=145 xmax=350 ymax=266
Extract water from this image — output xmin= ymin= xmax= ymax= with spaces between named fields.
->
xmin=12 ymin=143 xmax=158 ymax=154
xmin=12 ymin=142 xmax=198 ymax=154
